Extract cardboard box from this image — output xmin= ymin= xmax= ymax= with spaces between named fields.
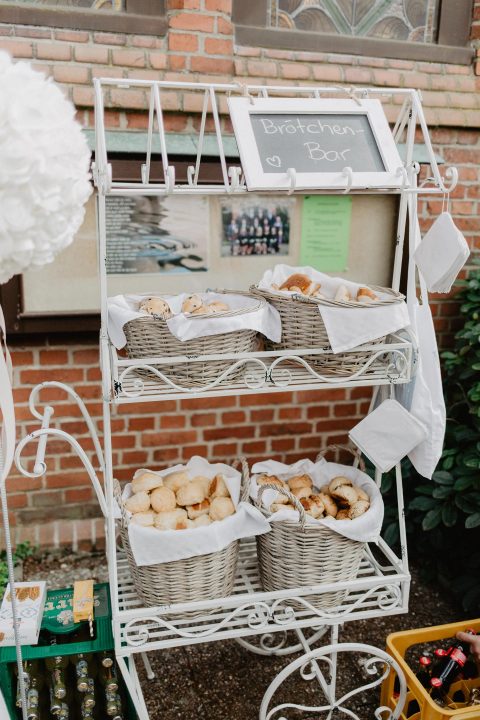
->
xmin=0 ymin=582 xmax=47 ymax=646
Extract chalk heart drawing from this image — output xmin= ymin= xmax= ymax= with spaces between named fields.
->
xmin=266 ymin=155 xmax=281 ymax=168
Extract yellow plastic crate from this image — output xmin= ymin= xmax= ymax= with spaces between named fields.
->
xmin=382 ymin=620 xmax=480 ymax=720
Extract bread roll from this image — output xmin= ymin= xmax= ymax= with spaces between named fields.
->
xmin=328 ymin=476 xmax=353 ymax=494
xmin=357 ymin=287 xmax=379 ymax=303
xmin=348 ymin=500 xmax=370 ymax=519
xmin=125 ymin=491 xmax=150 ymax=514
xmin=336 ymin=509 xmax=351 ymax=521
xmin=182 ymin=294 xmax=203 ymax=314
xmin=257 ymin=474 xmax=280 ymax=485
xmin=257 ymin=476 xmax=289 ymax=504
xmin=176 ymin=480 xmax=206 ymax=507
xmin=209 ymin=496 xmax=235 ymax=522
xmin=331 ymin=484 xmax=358 ymax=506
xmin=192 ymin=475 xmax=212 ymax=496
xmin=300 ymin=496 xmax=324 ymax=519
xmin=139 ymin=297 xmax=172 ymax=319
xmin=208 ymin=474 xmax=230 ymax=499
xmin=190 ymin=514 xmax=212 ymax=528
xmin=288 ymin=474 xmax=313 ymax=492
xmin=154 ymin=508 xmax=188 ymax=531
xmin=319 ymin=484 xmax=331 ymax=495
xmin=163 ymin=470 xmax=190 ymax=493
xmin=279 ymin=273 xmax=317 ymax=296
xmin=191 ymin=305 xmax=209 ymax=315
xmin=208 ymin=301 xmax=230 ymax=313
xmin=131 ymin=511 xmax=155 ymax=527
xmin=291 ymin=485 xmax=312 ymax=501
xmin=355 ymin=487 xmax=370 ymax=503
xmin=270 ymin=502 xmax=296 ymax=513
xmin=150 ymin=486 xmax=176 ymax=513
xmin=132 ymin=469 xmax=163 ymax=494
xmin=187 ymin=499 xmax=210 ymax=520
xmin=334 ymin=285 xmax=351 ymax=302
xmin=318 ymin=492 xmax=338 ymax=517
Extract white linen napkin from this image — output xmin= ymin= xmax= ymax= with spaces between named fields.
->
xmin=349 ymin=399 xmax=427 ymax=473
xmin=257 ymin=264 xmax=410 ymax=354
xmin=107 ymin=292 xmax=281 ymax=349
xmin=250 ymin=457 xmax=384 ymax=543
xmin=319 ymin=303 xmax=410 ymax=354
xmin=414 ymin=212 xmax=470 ymax=294
xmin=122 ymin=456 xmax=270 ymax=565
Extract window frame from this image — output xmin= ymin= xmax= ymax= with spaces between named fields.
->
xmin=0 ymin=0 xmax=167 ymax=36
xmin=232 ymin=0 xmax=475 ymax=66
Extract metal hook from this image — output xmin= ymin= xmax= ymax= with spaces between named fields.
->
xmin=439 ymin=166 xmax=458 ymax=195
xmin=165 ymin=165 xmax=175 ymax=194
xmin=235 ymin=81 xmax=255 ymax=104
xmin=187 ymin=165 xmax=196 ymax=187
xmin=341 ymin=166 xmax=353 ymax=194
xmin=286 ymin=167 xmax=297 ymax=195
xmin=228 ymin=166 xmax=242 ymax=192
xmin=395 ymin=166 xmax=409 ymax=189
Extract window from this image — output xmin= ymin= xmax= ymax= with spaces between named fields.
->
xmin=0 ymin=0 xmax=167 ymax=35
xmin=233 ymin=0 xmax=474 ymax=65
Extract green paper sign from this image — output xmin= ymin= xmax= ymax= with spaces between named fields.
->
xmin=300 ymin=195 xmax=352 ymax=272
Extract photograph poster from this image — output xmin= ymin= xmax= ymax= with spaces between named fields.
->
xmin=105 ymin=195 xmax=209 ymax=275
xmin=220 ymin=195 xmax=294 ymax=257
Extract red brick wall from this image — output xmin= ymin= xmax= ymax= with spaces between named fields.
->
xmin=1 ymin=0 xmax=479 ymax=548
xmin=5 ymin=342 xmax=371 ymax=549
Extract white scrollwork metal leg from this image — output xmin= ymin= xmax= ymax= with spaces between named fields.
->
xmin=116 ymin=655 xmax=150 ymax=720
xmin=141 ymin=652 xmax=155 ymax=680
xmin=259 ymin=643 xmax=407 ymax=720
xmin=235 ymin=626 xmax=329 ymax=657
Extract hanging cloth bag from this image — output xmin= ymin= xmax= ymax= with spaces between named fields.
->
xmin=402 ymin=189 xmax=446 ymax=478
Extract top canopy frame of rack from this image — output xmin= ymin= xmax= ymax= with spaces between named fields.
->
xmin=92 ymin=78 xmax=458 ymax=197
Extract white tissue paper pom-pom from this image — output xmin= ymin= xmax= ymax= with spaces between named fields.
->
xmin=0 ymin=51 xmax=92 ymax=284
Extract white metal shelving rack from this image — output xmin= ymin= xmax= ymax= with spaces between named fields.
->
xmin=11 ymin=80 xmax=458 ymax=720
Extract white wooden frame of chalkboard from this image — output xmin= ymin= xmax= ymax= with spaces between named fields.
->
xmin=228 ymin=97 xmax=405 ymax=192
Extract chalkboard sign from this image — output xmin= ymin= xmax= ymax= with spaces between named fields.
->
xmin=228 ymin=97 xmax=404 ymax=191
xmin=251 ymin=113 xmax=385 ymax=174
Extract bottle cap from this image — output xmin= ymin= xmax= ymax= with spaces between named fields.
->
xmin=420 ymin=656 xmax=432 ymax=666
xmin=434 ymin=648 xmax=449 ymax=657
xmin=431 ymin=677 xmax=442 ymax=688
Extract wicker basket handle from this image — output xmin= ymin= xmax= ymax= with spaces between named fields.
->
xmin=205 ymin=289 xmax=264 ymax=317
xmin=255 ymin=482 xmax=308 ymax=530
xmin=113 ymin=478 xmax=128 ymax=529
xmin=316 ymin=444 xmax=365 ymax=472
xmin=232 ymin=457 xmax=251 ymax=503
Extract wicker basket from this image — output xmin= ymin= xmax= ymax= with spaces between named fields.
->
xmin=254 ymin=447 xmax=367 ymax=610
xmin=123 ymin=291 xmax=263 ymax=388
xmin=251 ymin=283 xmax=404 ymax=376
xmin=114 ymin=458 xmax=249 ymax=615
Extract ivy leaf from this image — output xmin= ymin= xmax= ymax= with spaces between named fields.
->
xmin=433 ymin=471 xmax=454 ymax=485
xmin=454 ymin=476 xmax=474 ymax=491
xmin=465 ymin=513 xmax=480 ymax=529
xmin=422 ymin=507 xmax=443 ymax=531
xmin=382 ymin=523 xmax=399 ymax=547
xmin=442 ymin=504 xmax=458 ymax=527
xmin=433 ymin=486 xmax=452 ymax=500
xmin=409 ymin=496 xmax=437 ymax=511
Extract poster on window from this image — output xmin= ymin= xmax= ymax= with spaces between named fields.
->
xmin=220 ymin=196 xmax=294 ymax=257
xmin=105 ymin=195 xmax=209 ymax=274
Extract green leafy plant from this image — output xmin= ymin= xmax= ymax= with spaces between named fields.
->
xmin=0 ymin=541 xmax=37 ymax=594
xmin=395 ymin=271 xmax=480 ymax=612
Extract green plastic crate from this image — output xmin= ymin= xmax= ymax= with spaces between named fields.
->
xmin=0 ymin=583 xmax=136 ymax=719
